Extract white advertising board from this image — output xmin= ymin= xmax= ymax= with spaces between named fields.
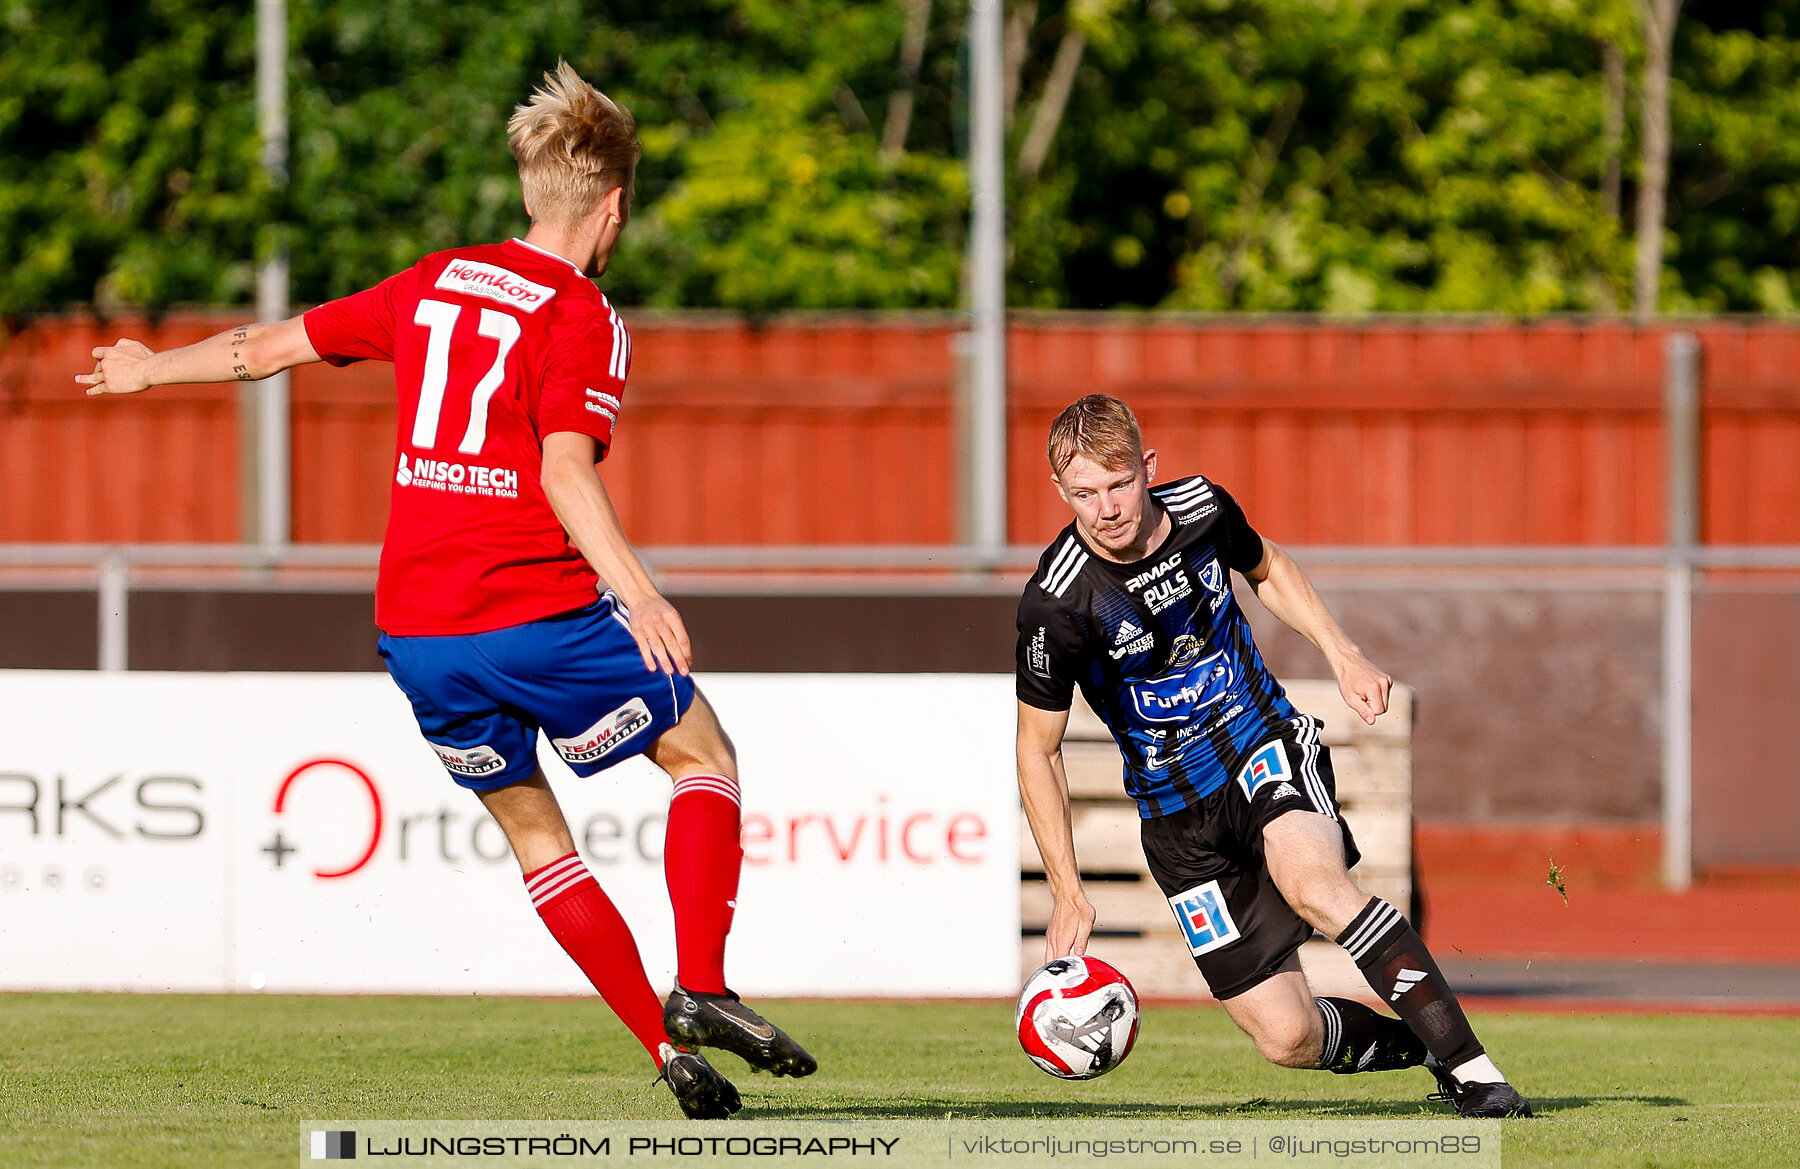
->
xmin=0 ymin=672 xmax=1018 ymax=997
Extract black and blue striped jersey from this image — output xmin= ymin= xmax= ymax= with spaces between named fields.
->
xmin=1016 ymin=475 xmax=1302 ymax=819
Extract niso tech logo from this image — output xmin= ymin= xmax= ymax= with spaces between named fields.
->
xmin=395 ymin=454 xmax=519 ymax=498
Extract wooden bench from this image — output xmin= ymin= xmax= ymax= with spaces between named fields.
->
xmin=1020 ymin=681 xmax=1415 ymax=999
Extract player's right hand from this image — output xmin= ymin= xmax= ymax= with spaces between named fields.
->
xmin=77 ymin=338 xmax=155 ymax=396
xmin=1044 ymin=892 xmax=1097 ymax=963
xmin=627 ymin=593 xmax=693 ymax=677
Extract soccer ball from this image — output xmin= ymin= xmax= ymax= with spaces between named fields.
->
xmin=1015 ymin=955 xmax=1140 ymax=1079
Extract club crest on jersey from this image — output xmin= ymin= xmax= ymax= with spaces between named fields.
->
xmin=553 ymin=697 xmax=653 ymax=765
xmin=1168 ymin=880 xmax=1241 ymax=956
xmin=1129 ymin=650 xmax=1235 ymax=723
xmin=434 ymin=260 xmax=556 ymax=312
xmin=1109 ymin=619 xmax=1155 ymax=659
xmin=1199 ymin=558 xmax=1231 ymax=613
xmin=1236 ymin=741 xmax=1293 ymax=800
xmin=432 ymin=742 xmax=507 ymax=777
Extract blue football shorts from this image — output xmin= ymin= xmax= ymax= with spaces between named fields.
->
xmin=377 ymin=593 xmax=697 ymax=791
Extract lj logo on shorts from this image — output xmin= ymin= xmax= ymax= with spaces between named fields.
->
xmin=1169 ymin=880 xmax=1240 ymax=956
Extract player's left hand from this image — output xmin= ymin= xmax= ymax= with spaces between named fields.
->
xmin=77 ymin=339 xmax=155 ymax=396
xmin=627 ymin=594 xmax=693 ymax=676
xmin=1333 ymin=654 xmax=1391 ymax=725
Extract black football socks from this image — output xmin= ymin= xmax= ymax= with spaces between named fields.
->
xmin=1313 ymin=996 xmax=1427 ymax=1073
xmin=1335 ymin=896 xmax=1486 ymax=1074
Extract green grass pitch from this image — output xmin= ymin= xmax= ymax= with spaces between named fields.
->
xmin=1 ymin=994 xmax=1796 ymax=1168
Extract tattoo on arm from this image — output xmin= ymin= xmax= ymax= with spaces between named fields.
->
xmin=230 ymin=325 xmax=251 ymax=380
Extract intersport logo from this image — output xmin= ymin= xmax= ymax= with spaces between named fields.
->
xmin=434 ymin=260 xmax=556 ymax=312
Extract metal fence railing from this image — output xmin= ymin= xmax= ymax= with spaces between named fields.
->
xmin=5 ymin=539 xmax=1799 ymax=891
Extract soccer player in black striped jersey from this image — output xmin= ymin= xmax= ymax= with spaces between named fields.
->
xmin=1016 ymin=395 xmax=1530 ymax=1119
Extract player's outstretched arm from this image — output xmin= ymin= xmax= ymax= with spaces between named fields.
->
xmin=541 ymin=430 xmax=692 ymax=677
xmin=76 ymin=318 xmax=322 ymax=397
xmin=1017 ymin=701 xmax=1095 ymax=962
xmin=1242 ymin=539 xmax=1391 ymax=725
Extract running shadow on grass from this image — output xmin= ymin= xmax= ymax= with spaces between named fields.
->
xmin=752 ymin=1094 xmax=1692 ymax=1120
xmin=1513 ymin=1095 xmax=1688 ymax=1115
xmin=747 ymin=1098 xmax=1477 ymax=1121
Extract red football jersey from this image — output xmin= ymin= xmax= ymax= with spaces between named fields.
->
xmin=304 ymin=238 xmax=628 ymax=635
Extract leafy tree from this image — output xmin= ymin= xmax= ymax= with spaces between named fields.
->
xmin=1008 ymin=0 xmax=1638 ymax=311
xmin=0 ymin=0 xmax=267 ymax=315
xmin=5 ymin=0 xmax=1800 ymax=315
xmin=1664 ymin=4 xmax=1800 ymax=311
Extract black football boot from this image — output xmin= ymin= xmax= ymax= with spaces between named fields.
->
xmin=657 ymin=1044 xmax=742 ymax=1119
xmin=663 ymin=986 xmax=817 ymax=1077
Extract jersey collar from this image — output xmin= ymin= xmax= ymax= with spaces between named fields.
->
xmin=507 ymin=237 xmax=587 ymax=275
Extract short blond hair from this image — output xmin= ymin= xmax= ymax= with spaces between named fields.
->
xmin=1047 ymin=394 xmax=1145 ymax=476
xmin=507 ymin=60 xmax=640 ymax=227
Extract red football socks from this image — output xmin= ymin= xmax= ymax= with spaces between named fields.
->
xmin=664 ymin=772 xmax=743 ymax=995
xmin=525 ymin=853 xmax=669 ymax=1063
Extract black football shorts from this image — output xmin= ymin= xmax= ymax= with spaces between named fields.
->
xmin=1139 ymin=720 xmax=1360 ymax=1000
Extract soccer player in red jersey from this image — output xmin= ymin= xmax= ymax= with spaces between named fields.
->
xmin=80 ymin=62 xmax=813 ymax=1119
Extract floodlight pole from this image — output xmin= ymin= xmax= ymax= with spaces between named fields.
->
xmin=1662 ymin=332 xmax=1700 ymax=891
xmin=249 ymin=0 xmax=291 ymax=549
xmin=961 ymin=0 xmax=1008 ymax=559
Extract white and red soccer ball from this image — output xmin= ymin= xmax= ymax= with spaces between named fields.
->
xmin=1015 ymin=955 xmax=1140 ymax=1079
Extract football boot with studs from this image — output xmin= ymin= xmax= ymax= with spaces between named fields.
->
xmin=1425 ymin=1058 xmax=1534 ymax=1118
xmin=664 ymin=985 xmax=818 ymax=1078
xmin=656 ymin=1044 xmax=741 ymax=1120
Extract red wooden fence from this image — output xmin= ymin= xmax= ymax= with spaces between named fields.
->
xmin=4 ymin=312 xmax=1794 ymax=546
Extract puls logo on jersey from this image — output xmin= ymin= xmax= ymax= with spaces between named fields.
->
xmin=432 ymin=742 xmax=507 ymax=777
xmin=1108 ymin=619 xmax=1155 ymax=660
xmin=552 ymin=697 xmax=653 ymax=765
xmin=434 ymin=260 xmax=557 ymax=313
xmin=1129 ymin=650 xmax=1236 ymax=723
xmin=1142 ymin=571 xmax=1193 ymax=615
xmin=396 ymin=453 xmax=521 ymax=499
xmin=1127 ymin=553 xmax=1193 ymax=614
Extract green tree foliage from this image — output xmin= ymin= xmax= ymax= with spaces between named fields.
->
xmin=1666 ymin=4 xmax=1800 ymax=311
xmin=604 ymin=0 xmax=968 ymax=309
xmin=2 ymin=0 xmax=1799 ymax=314
xmin=0 ymin=0 xmax=267 ymax=314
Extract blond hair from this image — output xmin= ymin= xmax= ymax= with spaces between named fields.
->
xmin=507 ymin=60 xmax=640 ymax=227
xmin=1047 ymin=394 xmax=1145 ymax=475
